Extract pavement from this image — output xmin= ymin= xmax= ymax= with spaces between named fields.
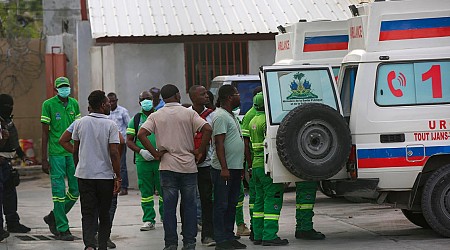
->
xmin=1 ymin=168 xmax=449 ymax=249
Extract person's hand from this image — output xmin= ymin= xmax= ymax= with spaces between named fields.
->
xmin=113 ymin=178 xmax=121 ymax=195
xmin=220 ymin=168 xmax=230 ymax=182
xmin=194 ymin=148 xmax=206 ymax=164
xmin=1 ymin=129 xmax=9 ymax=139
xmin=139 ymin=149 xmax=155 ymax=161
xmin=154 ymin=150 xmax=167 ymax=161
xmin=42 ymin=160 xmax=51 ymax=174
xmin=23 ymin=157 xmax=33 ymax=166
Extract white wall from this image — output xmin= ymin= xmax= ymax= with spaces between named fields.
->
xmin=248 ymin=40 xmax=276 ymax=74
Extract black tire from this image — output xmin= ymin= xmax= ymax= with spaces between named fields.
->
xmin=318 ymin=180 xmax=337 ymax=198
xmin=422 ymin=164 xmax=450 ymax=237
xmin=401 ymin=209 xmax=431 ymax=229
xmin=276 ymin=103 xmax=351 ymax=181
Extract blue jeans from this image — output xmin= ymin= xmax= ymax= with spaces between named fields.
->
xmin=160 ymin=171 xmax=197 ymax=247
xmin=120 ymin=147 xmax=128 ymax=189
xmin=211 ymin=168 xmax=242 ymax=244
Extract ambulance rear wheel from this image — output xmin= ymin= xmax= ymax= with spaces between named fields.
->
xmin=401 ymin=209 xmax=430 ymax=229
xmin=276 ymin=103 xmax=351 ymax=181
xmin=422 ymin=164 xmax=450 ymax=237
xmin=319 ymin=180 xmax=337 ymax=198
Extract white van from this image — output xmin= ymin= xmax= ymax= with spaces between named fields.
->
xmin=209 ymin=75 xmax=261 ymax=120
xmin=335 ymin=0 xmax=450 ymax=237
xmin=260 ymin=19 xmax=350 ymax=183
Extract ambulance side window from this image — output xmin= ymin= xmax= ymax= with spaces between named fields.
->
xmin=340 ymin=66 xmax=358 ymax=121
xmin=375 ymin=61 xmax=450 ymax=106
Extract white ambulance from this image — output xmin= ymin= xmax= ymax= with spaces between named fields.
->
xmin=338 ymin=0 xmax=450 ymax=237
xmin=260 ymin=19 xmax=350 ymax=183
xmin=264 ymin=0 xmax=450 ymax=237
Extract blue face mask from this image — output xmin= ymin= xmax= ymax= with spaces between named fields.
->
xmin=140 ymin=99 xmax=153 ymax=111
xmin=57 ymin=87 xmax=71 ymax=98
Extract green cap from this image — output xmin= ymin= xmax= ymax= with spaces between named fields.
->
xmin=55 ymin=77 xmax=70 ymax=88
xmin=253 ymin=92 xmax=264 ymax=111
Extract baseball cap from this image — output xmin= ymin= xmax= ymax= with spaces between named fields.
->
xmin=55 ymin=77 xmax=70 ymax=88
xmin=253 ymin=92 xmax=264 ymax=111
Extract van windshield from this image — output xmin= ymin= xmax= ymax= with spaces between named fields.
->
xmin=209 ymin=80 xmax=262 ymax=115
xmin=264 ymin=68 xmax=338 ymax=125
xmin=235 ymin=81 xmax=262 ymax=115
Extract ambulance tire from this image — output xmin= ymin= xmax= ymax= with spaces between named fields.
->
xmin=276 ymin=103 xmax=351 ymax=181
xmin=401 ymin=209 xmax=430 ymax=229
xmin=422 ymin=164 xmax=450 ymax=237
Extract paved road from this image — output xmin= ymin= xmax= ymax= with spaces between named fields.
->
xmin=1 ymin=173 xmax=449 ymax=249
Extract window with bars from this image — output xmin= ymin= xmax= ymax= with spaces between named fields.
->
xmin=184 ymin=41 xmax=249 ymax=91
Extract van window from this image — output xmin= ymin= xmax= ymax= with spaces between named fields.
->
xmin=234 ymin=81 xmax=262 ymax=115
xmin=375 ymin=61 xmax=450 ymax=106
xmin=264 ymin=68 xmax=338 ymax=125
xmin=340 ymin=66 xmax=358 ymax=119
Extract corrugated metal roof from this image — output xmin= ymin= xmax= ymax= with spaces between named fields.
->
xmin=88 ymin=0 xmax=367 ymax=39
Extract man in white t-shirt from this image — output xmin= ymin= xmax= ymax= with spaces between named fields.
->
xmin=72 ymin=90 xmax=121 ymax=250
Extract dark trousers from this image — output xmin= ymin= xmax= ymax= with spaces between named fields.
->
xmin=120 ymin=148 xmax=128 ymax=189
xmin=160 ymin=170 xmax=197 ymax=247
xmin=198 ymin=166 xmax=214 ymax=240
xmin=93 ymin=194 xmax=118 ymax=234
xmin=78 ymin=178 xmax=114 ymax=250
xmin=211 ymin=168 xmax=242 ymax=244
xmin=0 ymin=159 xmax=20 ymax=227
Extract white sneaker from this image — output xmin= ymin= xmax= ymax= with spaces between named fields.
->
xmin=140 ymin=221 xmax=155 ymax=231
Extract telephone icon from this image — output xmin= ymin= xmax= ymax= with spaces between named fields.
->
xmin=387 ymin=71 xmax=406 ymax=97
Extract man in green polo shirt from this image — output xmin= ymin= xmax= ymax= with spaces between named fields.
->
xmin=126 ymin=90 xmax=163 ymax=231
xmin=41 ymin=76 xmax=81 ymax=241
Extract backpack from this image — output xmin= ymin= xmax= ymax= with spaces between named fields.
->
xmin=194 ymin=108 xmax=214 ymax=149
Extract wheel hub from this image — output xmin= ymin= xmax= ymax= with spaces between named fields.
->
xmin=297 ymin=120 xmax=337 ymax=161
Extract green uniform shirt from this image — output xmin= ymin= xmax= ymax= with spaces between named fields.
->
xmin=249 ymin=112 xmax=266 ymax=168
xmin=127 ymin=111 xmax=157 ymax=162
xmin=211 ymin=108 xmax=245 ymax=170
xmin=41 ymin=96 xmax=81 ymax=156
xmin=241 ymin=107 xmax=257 ymax=138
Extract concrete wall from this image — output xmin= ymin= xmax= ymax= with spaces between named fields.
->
xmin=248 ymin=40 xmax=276 ymax=74
xmin=5 ymin=39 xmax=46 ymax=162
xmin=76 ymin=21 xmax=93 ymax=116
xmin=43 ymin=0 xmax=81 ymax=36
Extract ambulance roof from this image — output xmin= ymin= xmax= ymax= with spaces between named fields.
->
xmin=274 ymin=20 xmax=349 ymax=66
xmin=211 ymin=75 xmax=260 ymax=82
xmin=348 ymin=0 xmax=450 ymax=53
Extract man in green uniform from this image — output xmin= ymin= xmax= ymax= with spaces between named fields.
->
xmin=237 ymin=87 xmax=261 ymax=240
xmin=294 ymin=181 xmax=325 ymax=240
xmin=250 ymin=93 xmax=288 ymax=246
xmin=41 ymin=76 xmax=81 ymax=241
xmin=126 ymin=91 xmax=163 ymax=231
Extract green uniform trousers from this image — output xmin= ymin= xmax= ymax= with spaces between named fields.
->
xmin=252 ymin=168 xmax=284 ymax=241
xmin=235 ymin=180 xmax=245 ymax=226
xmin=248 ymin=173 xmax=255 ymax=228
xmin=295 ymin=181 xmax=318 ymax=231
xmin=49 ymin=155 xmax=79 ymax=232
xmin=136 ymin=160 xmax=163 ymax=224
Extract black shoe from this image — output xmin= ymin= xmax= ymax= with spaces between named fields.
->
xmin=249 ymin=230 xmax=254 ymax=241
xmin=181 ymin=242 xmax=196 ymax=250
xmin=107 ymin=238 xmax=116 ymax=248
xmin=295 ymin=229 xmax=325 ymax=240
xmin=0 ymin=229 xmax=9 ymax=241
xmin=44 ymin=211 xmax=59 ymax=236
xmin=234 ymin=235 xmax=240 ymax=240
xmin=7 ymin=223 xmax=31 ymax=233
xmin=56 ymin=230 xmax=74 ymax=241
xmin=262 ymin=237 xmax=289 ymax=246
xmin=163 ymin=245 xmax=178 ymax=250
xmin=215 ymin=241 xmax=234 ymax=250
xmin=230 ymin=239 xmax=246 ymax=249
xmin=253 ymin=240 xmax=262 ymax=245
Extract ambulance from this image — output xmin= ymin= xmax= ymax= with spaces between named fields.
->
xmin=263 ymin=0 xmax=450 ymax=237
xmin=260 ymin=19 xmax=350 ymax=183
